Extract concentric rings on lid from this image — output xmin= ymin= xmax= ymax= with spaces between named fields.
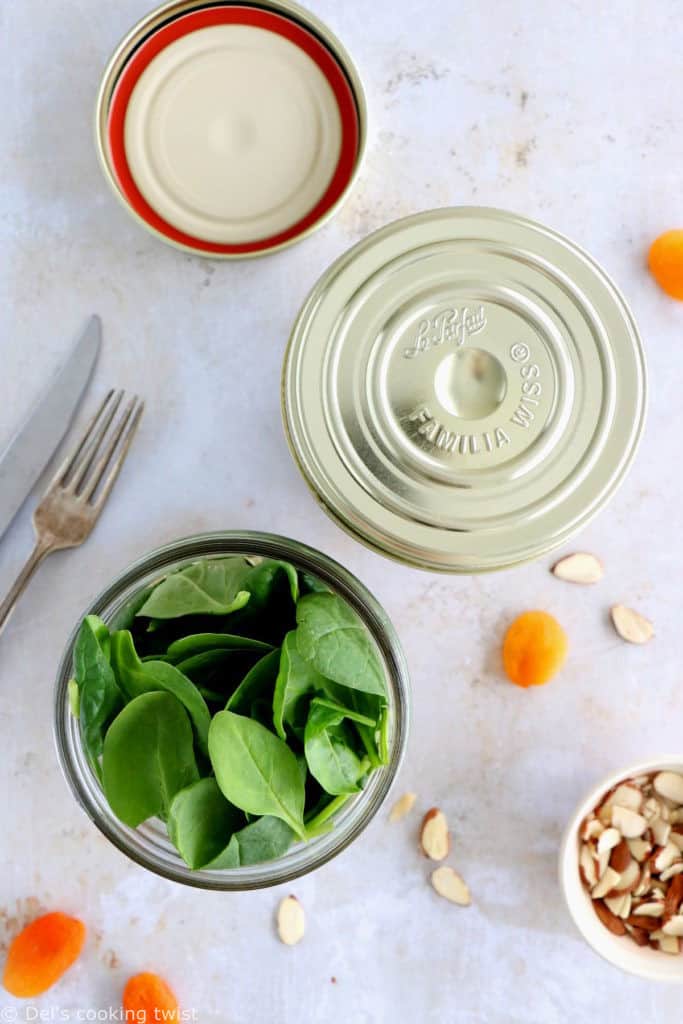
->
xmin=96 ymin=0 xmax=366 ymax=258
xmin=282 ymin=208 xmax=647 ymax=572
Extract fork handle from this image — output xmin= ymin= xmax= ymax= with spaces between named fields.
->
xmin=0 ymin=538 xmax=54 ymax=635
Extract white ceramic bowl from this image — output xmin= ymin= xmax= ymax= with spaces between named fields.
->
xmin=559 ymin=756 xmax=683 ymax=982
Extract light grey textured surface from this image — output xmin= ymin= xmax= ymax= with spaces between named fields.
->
xmin=1 ymin=1 xmax=682 ymax=1020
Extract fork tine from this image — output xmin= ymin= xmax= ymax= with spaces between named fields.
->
xmin=49 ymin=390 xmax=115 ymax=488
xmin=90 ymin=399 xmax=144 ymax=509
xmin=68 ymin=390 xmax=124 ymax=493
xmin=81 ymin=395 xmax=138 ymax=502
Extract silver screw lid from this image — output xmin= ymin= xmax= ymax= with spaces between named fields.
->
xmin=283 ymin=208 xmax=647 ymax=572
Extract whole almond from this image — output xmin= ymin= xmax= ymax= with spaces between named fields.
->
xmin=629 ymin=925 xmax=650 ymax=947
xmin=609 ymin=838 xmax=632 ymax=874
xmin=430 ymin=866 xmax=471 ymax=906
xmin=610 ymin=604 xmax=654 ymax=644
xmin=551 ymin=552 xmax=603 ymax=584
xmin=594 ymin=900 xmax=626 ymax=935
xmin=420 ymin=808 xmax=450 ymax=861
xmin=665 ymin=873 xmax=683 ymax=919
xmin=627 ymin=914 xmax=662 ymax=933
xmin=389 ymin=792 xmax=417 ymax=823
xmin=277 ymin=895 xmax=305 ymax=946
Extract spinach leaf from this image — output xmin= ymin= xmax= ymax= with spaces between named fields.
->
xmin=296 ymin=593 xmax=387 ymax=697
xmin=136 ymin=558 xmax=299 ymax=622
xmin=309 ymin=696 xmax=376 ymax=728
xmin=73 ymin=615 xmax=123 ymax=780
xmin=67 ymin=678 xmax=80 ymax=719
xmin=299 ymin=571 xmax=330 ymax=596
xmin=305 ymin=793 xmax=352 ymax=837
xmin=304 ymin=703 xmax=369 ymax=796
xmin=102 ymin=691 xmax=199 ymax=827
xmin=173 ymin=649 xmax=262 ymax=694
xmin=204 ymin=815 xmax=295 ymax=869
xmin=110 ymin=631 xmax=211 ymax=756
xmin=168 ymin=777 xmax=245 ymax=869
xmin=226 ymin=649 xmax=280 ymax=715
xmin=245 ymin=559 xmax=298 ymax=606
xmin=166 ymin=632 xmax=273 ymax=661
xmin=208 ymin=711 xmax=306 ymax=838
xmin=136 ymin=558 xmax=253 ymax=619
xmin=272 ymin=631 xmax=326 ymax=741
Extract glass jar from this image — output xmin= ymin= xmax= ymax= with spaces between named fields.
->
xmin=54 ymin=532 xmax=410 ymax=890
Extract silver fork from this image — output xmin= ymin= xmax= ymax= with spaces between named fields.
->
xmin=0 ymin=390 xmax=144 ymax=633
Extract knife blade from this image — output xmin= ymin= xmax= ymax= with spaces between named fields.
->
xmin=0 ymin=315 xmax=101 ymax=541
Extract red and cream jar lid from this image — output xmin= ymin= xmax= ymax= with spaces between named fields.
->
xmin=96 ymin=1 xmax=366 ymax=258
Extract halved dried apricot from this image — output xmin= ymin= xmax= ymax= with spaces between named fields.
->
xmin=503 ymin=610 xmax=568 ymax=687
xmin=123 ymin=972 xmax=179 ymax=1023
xmin=648 ymin=230 xmax=683 ymax=300
xmin=2 ymin=911 xmax=86 ymax=997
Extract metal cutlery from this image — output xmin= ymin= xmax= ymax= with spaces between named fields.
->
xmin=0 ymin=315 xmax=101 ymax=543
xmin=0 ymin=389 xmax=144 ymax=633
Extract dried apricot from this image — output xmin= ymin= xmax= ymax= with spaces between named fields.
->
xmin=123 ymin=972 xmax=179 ymax=1023
xmin=503 ymin=610 xmax=568 ymax=687
xmin=2 ymin=911 xmax=86 ymax=997
xmin=648 ymin=230 xmax=683 ymax=300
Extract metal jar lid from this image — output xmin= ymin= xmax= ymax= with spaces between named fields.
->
xmin=282 ymin=207 xmax=647 ymax=572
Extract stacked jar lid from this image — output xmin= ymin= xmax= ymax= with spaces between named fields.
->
xmin=96 ymin=0 xmax=366 ymax=257
xmin=96 ymin=5 xmax=647 ymax=574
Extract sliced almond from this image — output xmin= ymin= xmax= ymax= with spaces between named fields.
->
xmin=609 ymin=838 xmax=632 ymax=874
xmin=580 ymin=816 xmax=604 ymax=842
xmin=592 ymin=867 xmax=621 ymax=899
xmin=670 ymin=832 xmax=683 ymax=853
xmin=670 ymin=809 xmax=683 ymax=825
xmin=643 ymin=796 xmax=668 ymax=822
xmin=611 ymin=859 xmax=641 ymax=894
xmin=660 ymin=863 xmax=683 ymax=882
xmin=605 ymin=893 xmax=631 ymax=919
xmin=611 ymin=784 xmax=644 ymax=813
xmin=419 ymin=808 xmax=450 ymax=861
xmin=657 ymin=934 xmax=680 ymax=954
xmin=277 ymin=895 xmax=305 ymax=946
xmin=654 ymin=841 xmax=681 ymax=873
xmin=651 ymin=817 xmax=672 ymax=848
xmin=610 ymin=604 xmax=654 ymax=644
xmin=654 ymin=771 xmax=683 ymax=805
xmin=579 ymin=845 xmax=598 ymax=887
xmin=627 ymin=838 xmax=652 ymax=863
xmin=634 ymin=864 xmax=652 ymax=897
xmin=551 ymin=552 xmax=603 ymax=584
xmin=612 ymin=805 xmax=647 ymax=838
xmin=596 ymin=848 xmax=611 ymax=880
xmin=389 ymin=792 xmax=417 ymax=823
xmin=430 ymin=866 xmax=471 ymax=906
xmin=597 ymin=827 xmax=621 ymax=854
xmin=631 ymin=902 xmax=664 ymax=918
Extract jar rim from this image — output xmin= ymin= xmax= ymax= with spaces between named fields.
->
xmin=54 ymin=531 xmax=410 ymax=890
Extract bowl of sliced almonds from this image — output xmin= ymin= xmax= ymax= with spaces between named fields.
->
xmin=560 ymin=759 xmax=683 ymax=981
